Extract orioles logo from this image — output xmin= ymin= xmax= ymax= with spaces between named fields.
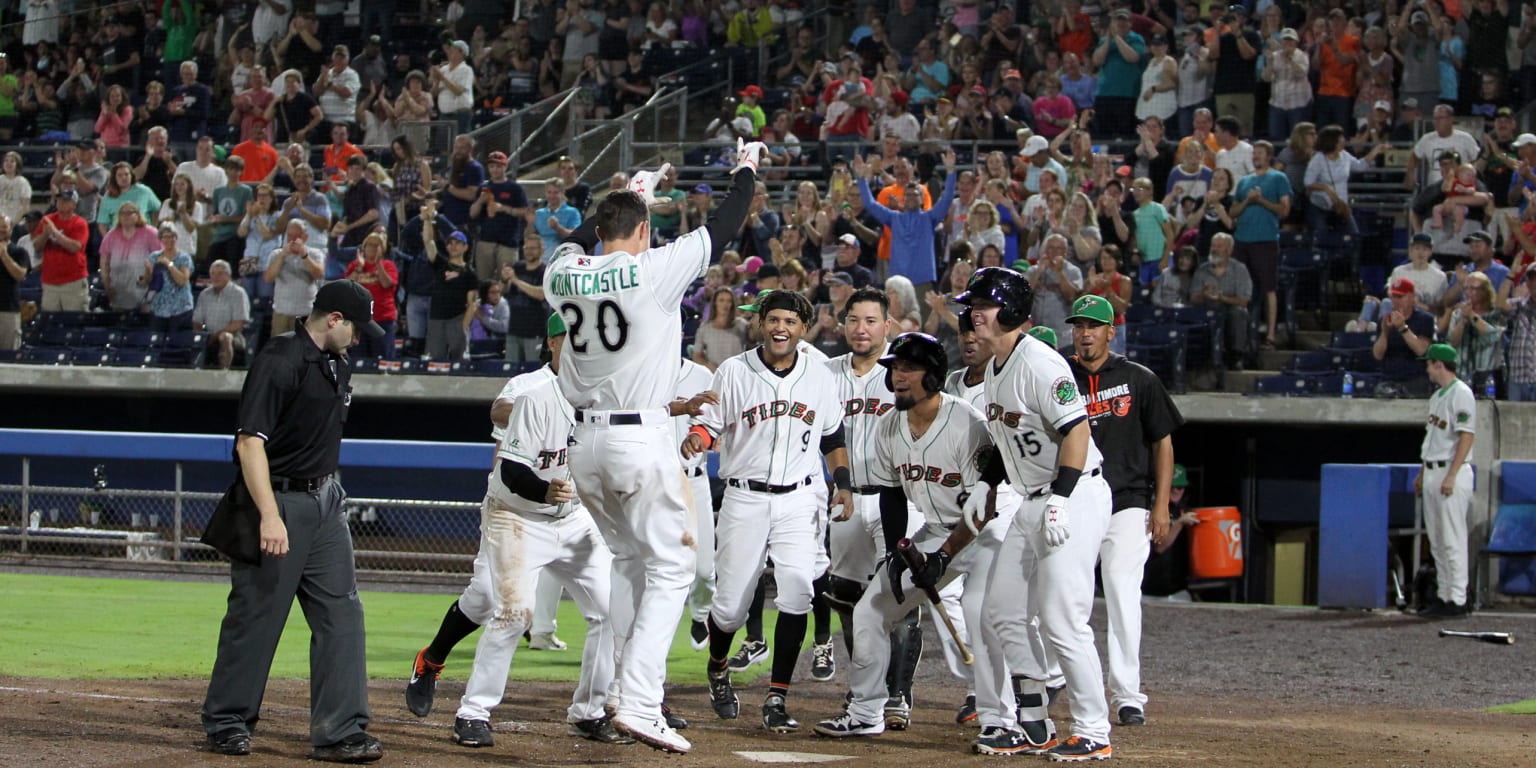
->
xmin=1113 ymin=395 xmax=1132 ymax=417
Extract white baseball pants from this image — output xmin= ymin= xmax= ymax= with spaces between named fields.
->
xmin=1099 ymin=507 xmax=1151 ymax=713
xmin=829 ymin=493 xmax=922 ymax=582
xmin=684 ymin=469 xmax=717 ymax=624
xmin=711 ymin=484 xmax=821 ymax=631
xmin=847 ymin=522 xmax=1013 ymax=729
xmin=933 ymin=495 xmax=1019 ymax=688
xmin=1422 ymin=463 xmax=1473 ymax=606
xmin=456 ymin=503 xmax=614 ymax=724
xmin=985 ymin=475 xmax=1113 ymax=744
xmin=531 ymin=573 xmax=562 ymax=636
xmin=570 ymin=416 xmax=696 ymax=723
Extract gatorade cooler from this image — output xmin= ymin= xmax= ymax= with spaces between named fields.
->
xmin=1189 ymin=506 xmax=1244 ymax=579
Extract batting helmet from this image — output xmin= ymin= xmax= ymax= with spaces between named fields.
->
xmin=878 ymin=332 xmax=947 ymax=396
xmin=954 ymin=267 xmax=1033 ymax=328
xmin=957 ymin=306 xmax=974 ymax=334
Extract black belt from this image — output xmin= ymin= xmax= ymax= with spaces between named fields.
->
xmin=1424 ymin=460 xmax=1449 ymax=469
xmin=851 ymin=485 xmax=883 ymax=496
xmin=691 ymin=466 xmax=706 ymax=478
xmin=1027 ymin=467 xmax=1101 ymax=499
xmin=575 ymin=410 xmax=643 ymax=425
xmin=727 ymin=476 xmax=815 ymax=494
xmin=271 ymin=474 xmax=331 ymax=493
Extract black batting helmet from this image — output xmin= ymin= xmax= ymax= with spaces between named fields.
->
xmin=957 ymin=306 xmax=974 ymax=334
xmin=878 ymin=332 xmax=947 ymax=396
xmin=954 ymin=267 xmax=1033 ymax=328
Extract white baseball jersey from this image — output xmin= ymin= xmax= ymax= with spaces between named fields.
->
xmin=799 ymin=339 xmax=829 ymax=363
xmin=674 ymin=357 xmax=716 ymax=474
xmin=489 ymin=365 xmax=557 ymax=443
xmin=945 ymin=367 xmax=986 ymax=411
xmin=487 ymin=374 xmax=581 ymax=516
xmin=694 ymin=348 xmax=842 ymax=484
xmin=983 ymin=334 xmax=1104 ymax=490
xmin=870 ymin=393 xmax=992 ymax=531
xmin=544 ymin=228 xmax=711 ymax=410
xmin=1422 ymin=379 xmax=1476 ymax=462
xmin=826 ymin=348 xmax=894 ymax=488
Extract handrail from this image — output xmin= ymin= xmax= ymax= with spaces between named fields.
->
xmin=506 ymin=88 xmax=582 ymax=166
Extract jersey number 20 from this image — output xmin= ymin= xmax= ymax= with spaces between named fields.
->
xmin=560 ymin=300 xmax=630 ymax=352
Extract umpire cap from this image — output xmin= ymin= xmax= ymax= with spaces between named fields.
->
xmin=878 ymin=332 xmax=947 ymax=397
xmin=954 ymin=267 xmax=1033 ymax=328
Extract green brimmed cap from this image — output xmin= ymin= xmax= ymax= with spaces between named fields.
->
xmin=1067 ymin=295 xmax=1114 ymax=325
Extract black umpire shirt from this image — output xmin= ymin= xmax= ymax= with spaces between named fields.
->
xmin=235 ymin=323 xmax=352 ymax=480
xmin=1070 ymin=352 xmax=1184 ymax=512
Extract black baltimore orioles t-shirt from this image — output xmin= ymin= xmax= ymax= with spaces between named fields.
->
xmin=1071 ymin=352 xmax=1184 ymax=512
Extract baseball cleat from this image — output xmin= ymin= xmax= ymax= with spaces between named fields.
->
xmin=1019 ymin=718 xmax=1060 ymax=754
xmin=813 ymin=712 xmax=885 ymax=738
xmin=451 ymin=718 xmax=494 ymax=748
xmin=528 ymin=632 xmax=568 ymax=651
xmin=568 ymin=717 xmax=635 ymax=744
xmin=662 ymin=701 xmax=689 ymax=730
xmin=727 ymin=638 xmax=769 ymax=671
xmin=1117 ymin=706 xmax=1146 ymax=726
xmin=956 ymin=694 xmax=979 ymax=725
xmin=1422 ymin=600 xmax=1470 ymax=618
xmin=613 ymin=714 xmax=691 ymax=754
xmin=206 ymin=729 xmax=251 ymax=756
xmin=1047 ymin=735 xmax=1113 ymax=762
xmin=762 ymin=694 xmax=800 ymax=733
xmin=810 ymin=640 xmax=836 ymax=681
xmin=309 ymin=733 xmax=383 ymax=763
xmin=972 ymin=726 xmax=1031 ymax=755
xmin=883 ymin=696 xmax=910 ymax=731
xmin=406 ymin=647 xmax=443 ymax=717
xmin=688 ymin=620 xmax=710 ymax=651
xmin=708 ymin=671 xmax=740 ymax=719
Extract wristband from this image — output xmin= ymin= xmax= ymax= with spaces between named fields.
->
xmin=832 ymin=466 xmax=852 ymax=492
xmin=688 ymin=425 xmax=714 ymax=450
xmin=1050 ymin=466 xmax=1083 ymax=498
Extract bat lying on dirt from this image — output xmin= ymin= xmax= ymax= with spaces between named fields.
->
xmin=1438 ymin=629 xmax=1515 ymax=645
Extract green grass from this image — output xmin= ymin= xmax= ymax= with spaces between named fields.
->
xmin=0 ymin=573 xmax=788 ymax=686
xmin=1488 ymin=698 xmax=1536 ymax=715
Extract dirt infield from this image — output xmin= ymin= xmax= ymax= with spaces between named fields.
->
xmin=4 ymin=602 xmax=1533 ymax=767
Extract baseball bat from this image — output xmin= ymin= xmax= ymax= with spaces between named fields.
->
xmin=896 ymin=538 xmax=973 ymax=666
xmin=1438 ymin=629 xmax=1515 ymax=645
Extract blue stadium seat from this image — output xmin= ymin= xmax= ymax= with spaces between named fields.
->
xmin=474 ymin=359 xmax=517 ymax=377
xmin=1125 ymin=324 xmax=1187 ymax=393
xmin=1278 ymin=250 xmax=1328 ymax=341
xmin=350 ymin=356 xmax=380 ymax=372
xmin=119 ymin=330 xmax=163 ymax=349
xmin=1330 ymin=331 xmax=1374 ymax=350
xmin=1288 ymin=349 xmax=1344 ymax=374
xmin=70 ymin=348 xmax=109 ymax=366
xmin=20 ymin=347 xmax=69 ymax=365
xmin=108 ymin=350 xmax=157 ymax=367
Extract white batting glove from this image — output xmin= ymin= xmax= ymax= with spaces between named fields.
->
xmin=733 ymin=137 xmax=767 ymax=174
xmin=626 ymin=162 xmax=673 ymax=207
xmin=1042 ymin=494 xmax=1071 ymax=548
xmin=963 ymin=482 xmax=993 ymax=535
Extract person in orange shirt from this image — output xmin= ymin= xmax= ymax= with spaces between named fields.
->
xmin=1312 ymin=8 xmax=1359 ymax=131
xmin=231 ymin=118 xmax=280 ymax=184
xmin=1175 ymin=107 xmax=1220 ymax=169
xmin=321 ymin=122 xmax=364 ymax=190
xmin=875 ymin=154 xmax=930 ymax=281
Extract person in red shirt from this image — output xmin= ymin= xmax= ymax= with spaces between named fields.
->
xmin=32 ymin=189 xmax=91 ymax=312
xmin=344 ymin=230 xmax=399 ymax=359
xmin=321 ymin=122 xmax=365 ymax=189
xmin=1312 ymin=8 xmax=1359 ymax=131
xmin=821 ymin=52 xmax=874 ymax=143
xmin=231 ymin=118 xmax=280 ymax=184
xmin=1054 ymin=0 xmax=1096 ymax=59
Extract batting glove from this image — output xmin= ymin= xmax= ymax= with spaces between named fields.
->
xmin=908 ymin=549 xmax=951 ymax=590
xmin=733 ymin=137 xmax=767 ymax=174
xmin=885 ymin=554 xmax=908 ymax=604
xmin=962 ymin=482 xmax=992 ymax=535
xmin=626 ymin=162 xmax=673 ymax=207
xmin=1042 ymin=494 xmax=1071 ymax=548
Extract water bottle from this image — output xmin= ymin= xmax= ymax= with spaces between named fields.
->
xmin=1341 ymin=372 xmax=1354 ymax=399
xmin=1485 ymin=373 xmax=1497 ymax=401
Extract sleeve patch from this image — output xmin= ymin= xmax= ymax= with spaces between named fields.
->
xmin=1456 ymin=410 xmax=1470 ymax=425
xmin=1052 ymin=377 xmax=1079 ymax=406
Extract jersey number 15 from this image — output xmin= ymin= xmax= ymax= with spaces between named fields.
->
xmin=1012 ymin=431 xmax=1042 ymax=457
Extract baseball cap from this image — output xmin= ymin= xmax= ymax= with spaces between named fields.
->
xmin=56 ymin=188 xmax=78 ymax=201
xmin=1111 ymin=8 xmax=1131 ymax=19
xmin=1066 ymin=295 xmax=1114 ymax=325
xmin=314 ymin=280 xmax=386 ymax=338
xmin=1278 ymin=28 xmax=1298 ymax=41
xmin=738 ymin=255 xmax=764 ymax=274
xmin=1021 ymin=135 xmax=1049 ymax=157
xmin=1463 ymin=231 xmax=1493 ymax=245
xmin=1010 ymin=259 xmax=1031 ymax=272
xmin=1004 ymin=69 xmax=1022 ymax=80
xmin=1420 ymin=343 xmax=1457 ymax=365
xmin=1115 ymin=165 xmax=1133 ymax=177
xmin=841 ymin=50 xmax=860 ymax=61
xmin=1496 ymin=106 xmax=1515 ymax=118
xmin=1388 ymin=278 xmax=1417 ymax=297
xmin=739 ymin=84 xmax=763 ymax=99
xmin=1400 ymin=97 xmax=1421 ymax=111
xmin=1026 ymin=326 xmax=1058 ymax=347
xmin=969 ymin=85 xmax=987 ymax=98
xmin=1514 ymin=134 xmax=1536 ymax=148
xmin=451 ymin=40 xmax=470 ymax=56
xmin=486 ymin=151 xmax=509 ymax=165
xmin=1373 ymin=100 xmax=1392 ymax=113
xmin=1228 ymin=3 xmax=1247 ymax=12
xmin=756 ymin=264 xmax=781 ymax=280
xmin=1172 ymin=463 xmax=1188 ymax=488
xmin=1438 ymin=151 xmax=1461 ymax=164
xmin=546 ymin=311 xmax=567 ymax=338
xmin=1148 ymin=34 xmax=1168 ymax=46
xmin=367 ymin=35 xmax=383 ymax=45
xmin=1410 ymin=232 xmax=1434 ymax=246
xmin=838 ymin=233 xmax=860 ymax=247
xmin=891 ymin=89 xmax=909 ymax=107
xmin=825 ymin=271 xmax=854 ymax=286
xmin=76 ymin=139 xmax=96 ymax=150
xmin=1411 ymin=10 xmax=1429 ymax=24
xmin=448 ymin=230 xmax=468 ymax=244
xmin=738 ymin=288 xmax=775 ymax=312
xmin=691 ymin=183 xmax=714 ymax=195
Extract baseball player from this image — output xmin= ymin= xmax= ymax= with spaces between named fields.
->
xmin=813 ymin=333 xmax=1014 ymax=744
xmin=683 ymin=289 xmax=855 ymax=734
xmin=541 ymin=142 xmax=762 ymax=754
xmin=677 ymin=356 xmax=719 ymax=649
xmin=821 ymin=286 xmax=926 ymax=727
xmin=1067 ymin=295 xmax=1184 ymax=727
xmin=1415 ymin=343 xmax=1476 ymax=618
xmin=957 ymin=267 xmax=1115 ymax=761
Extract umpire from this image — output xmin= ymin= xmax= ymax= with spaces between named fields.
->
xmin=1065 ymin=295 xmax=1183 ymax=729
xmin=202 ymin=280 xmax=386 ymax=762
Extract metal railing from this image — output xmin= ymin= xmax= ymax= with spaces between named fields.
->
xmin=469 ymin=87 xmax=581 ymax=177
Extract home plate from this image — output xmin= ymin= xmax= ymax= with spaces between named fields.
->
xmin=734 ymin=752 xmax=856 ymax=764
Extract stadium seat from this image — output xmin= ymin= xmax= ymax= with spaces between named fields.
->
xmin=1278 ymin=250 xmax=1328 ymax=341
xmin=70 ymin=348 xmax=109 ymax=366
xmin=1330 ymin=331 xmax=1374 ymax=350
xmin=1482 ymin=505 xmax=1536 ymax=597
xmin=20 ymin=348 xmax=69 ymax=365
xmin=1125 ymin=324 xmax=1187 ymax=393
xmin=350 ymin=356 xmax=380 ymax=372
xmin=119 ymin=330 xmax=163 ymax=349
xmin=1288 ymin=349 xmax=1344 ymax=374
xmin=108 ymin=350 xmax=158 ymax=367
xmin=473 ymin=359 xmax=517 ymax=377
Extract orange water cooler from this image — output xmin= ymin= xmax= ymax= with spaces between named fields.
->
xmin=1189 ymin=506 xmax=1244 ymax=579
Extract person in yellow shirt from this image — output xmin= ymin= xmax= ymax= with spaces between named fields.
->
xmin=727 ymin=0 xmax=777 ymax=47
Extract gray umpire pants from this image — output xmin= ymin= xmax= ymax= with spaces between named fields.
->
xmin=201 ymin=479 xmax=370 ymax=746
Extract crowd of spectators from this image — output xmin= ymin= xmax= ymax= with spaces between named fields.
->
xmin=0 ymin=1 xmax=1532 ymax=400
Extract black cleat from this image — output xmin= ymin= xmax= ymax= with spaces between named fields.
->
xmin=1118 ymin=705 xmax=1146 ymax=726
xmin=452 ymin=718 xmax=494 ymax=748
xmin=406 ymin=647 xmax=443 ymax=717
xmin=762 ymin=693 xmax=800 ymax=733
xmin=308 ymin=733 xmax=383 ymax=763
xmin=662 ymin=701 xmax=688 ymax=730
xmin=206 ymin=729 xmax=251 ymax=756
xmin=1047 ymin=735 xmax=1113 ymax=762
xmin=956 ymin=693 xmax=978 ymax=725
xmin=568 ymin=717 xmax=635 ymax=744
xmin=708 ymin=671 xmax=740 ymax=719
